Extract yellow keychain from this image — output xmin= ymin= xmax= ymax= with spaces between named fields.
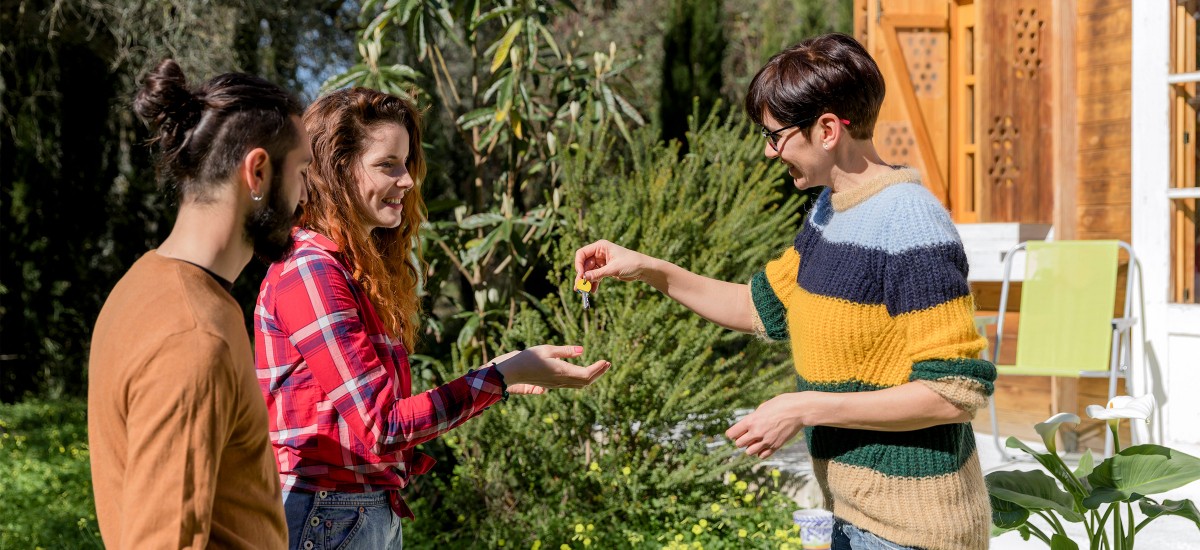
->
xmin=574 ymin=278 xmax=592 ymax=309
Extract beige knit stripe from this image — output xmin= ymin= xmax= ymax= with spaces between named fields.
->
xmin=830 ymin=168 xmax=922 ymax=212
xmin=917 ymin=377 xmax=990 ymax=414
xmin=812 ymin=455 xmax=991 ymax=550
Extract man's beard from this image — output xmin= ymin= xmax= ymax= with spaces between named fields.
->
xmin=244 ymin=172 xmax=302 ymax=264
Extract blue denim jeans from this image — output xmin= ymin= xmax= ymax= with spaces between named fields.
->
xmin=832 ymin=518 xmax=922 ymax=550
xmin=283 ymin=490 xmax=402 ymax=550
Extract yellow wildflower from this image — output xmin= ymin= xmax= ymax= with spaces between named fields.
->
xmin=738 ymin=529 xmax=748 ymax=538
xmin=575 ymin=523 xmax=584 ymax=534
xmin=709 ymin=503 xmax=721 ymax=513
xmin=691 ymin=525 xmax=703 ymax=535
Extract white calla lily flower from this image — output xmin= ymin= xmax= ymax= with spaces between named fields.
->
xmin=1085 ymin=394 xmax=1156 ymax=423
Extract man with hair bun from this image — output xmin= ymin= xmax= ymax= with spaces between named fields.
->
xmin=87 ymin=59 xmax=309 ymax=549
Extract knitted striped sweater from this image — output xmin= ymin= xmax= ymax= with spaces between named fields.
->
xmin=749 ymin=168 xmax=996 ymax=550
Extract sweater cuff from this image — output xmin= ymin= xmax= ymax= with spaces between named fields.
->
xmin=910 ymin=358 xmax=996 ymax=414
xmin=750 ymin=271 xmax=789 ymax=342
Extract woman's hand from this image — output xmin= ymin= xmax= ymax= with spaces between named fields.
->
xmin=725 ymin=393 xmax=809 ymax=459
xmin=492 ymin=345 xmax=611 ymax=390
xmin=574 ymin=240 xmax=653 ymax=290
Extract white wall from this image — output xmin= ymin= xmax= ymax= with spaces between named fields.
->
xmin=1131 ymin=0 xmax=1200 ymax=446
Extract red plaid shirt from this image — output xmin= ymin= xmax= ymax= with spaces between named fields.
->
xmin=254 ymin=228 xmax=506 ymax=518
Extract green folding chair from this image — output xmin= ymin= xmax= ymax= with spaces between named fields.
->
xmin=986 ymin=240 xmax=1140 ymax=459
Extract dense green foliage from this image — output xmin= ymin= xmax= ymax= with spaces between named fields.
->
xmin=0 ymin=398 xmax=101 ymax=548
xmin=398 ymin=111 xmax=806 ymax=546
xmin=660 ymin=0 xmax=727 ymax=146
xmin=0 ymin=0 xmax=358 ymax=400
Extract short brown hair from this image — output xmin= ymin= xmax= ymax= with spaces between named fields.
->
xmin=134 ymin=59 xmax=303 ymax=201
xmin=744 ymin=33 xmax=884 ymax=140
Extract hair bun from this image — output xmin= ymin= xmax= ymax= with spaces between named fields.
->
xmin=134 ymin=59 xmax=203 ymax=146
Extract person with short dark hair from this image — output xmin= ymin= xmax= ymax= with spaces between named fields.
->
xmin=574 ymin=33 xmax=995 ymax=550
xmin=255 ymin=87 xmax=612 ymax=550
xmin=88 ymin=59 xmax=310 ymax=549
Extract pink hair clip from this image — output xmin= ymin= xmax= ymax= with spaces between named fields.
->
xmin=840 ymin=118 xmax=851 ymax=126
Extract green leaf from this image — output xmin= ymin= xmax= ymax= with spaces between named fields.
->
xmin=457 ymin=313 xmax=481 ymax=348
xmin=473 ymin=6 xmax=520 ymax=31
xmin=1085 ymin=444 xmax=1200 ymax=509
xmin=1049 ymin=533 xmax=1079 ymax=550
xmin=457 ymin=108 xmax=496 ymax=130
xmin=463 ymin=225 xmax=504 ymax=265
xmin=990 ymin=494 xmax=1031 ymax=529
xmin=459 ymin=213 xmax=506 ymax=229
xmin=320 ymin=66 xmax=370 ymax=92
xmin=1007 ymin=437 xmax=1090 ymax=503
xmin=1139 ymin=498 xmax=1200 ymax=530
xmin=537 ymin=23 xmax=562 ymax=60
xmin=987 ymin=470 xmax=1084 ymax=522
xmin=491 ymin=19 xmax=524 ymax=73
xmin=1074 ymin=449 xmax=1095 ymax=479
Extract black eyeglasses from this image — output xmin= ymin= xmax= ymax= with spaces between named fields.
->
xmin=759 ymin=117 xmax=852 ymax=152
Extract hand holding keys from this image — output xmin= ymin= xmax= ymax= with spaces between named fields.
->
xmin=574 ymin=278 xmax=592 ymax=310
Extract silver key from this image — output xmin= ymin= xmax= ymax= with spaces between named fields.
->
xmin=580 ymin=290 xmax=591 ymax=310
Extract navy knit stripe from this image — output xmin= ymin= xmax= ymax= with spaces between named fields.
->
xmin=883 ymin=242 xmax=972 ymax=316
xmin=791 ymin=228 xmax=970 ymax=314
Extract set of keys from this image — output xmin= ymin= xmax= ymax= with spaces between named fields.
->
xmin=574 ymin=278 xmax=592 ymax=310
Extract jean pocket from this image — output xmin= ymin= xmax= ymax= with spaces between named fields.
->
xmin=301 ymin=504 xmax=366 ymax=550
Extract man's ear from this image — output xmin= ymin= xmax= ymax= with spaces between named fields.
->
xmin=240 ymin=147 xmax=272 ymax=200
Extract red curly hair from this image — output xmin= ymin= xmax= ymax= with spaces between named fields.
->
xmin=301 ymin=88 xmax=427 ymax=350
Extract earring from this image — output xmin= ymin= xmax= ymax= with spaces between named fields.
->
xmin=251 ymin=190 xmax=263 ymax=202
xmin=823 ymin=143 xmax=830 ymax=150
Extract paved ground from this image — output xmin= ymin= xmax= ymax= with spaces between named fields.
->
xmin=765 ymin=428 xmax=1200 ymax=548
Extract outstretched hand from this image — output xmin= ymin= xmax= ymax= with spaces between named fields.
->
xmin=574 ymin=240 xmax=649 ymax=291
xmin=493 ymin=345 xmax=611 ymax=390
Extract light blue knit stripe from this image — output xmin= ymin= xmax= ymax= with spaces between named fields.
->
xmin=804 ymin=183 xmax=961 ymax=254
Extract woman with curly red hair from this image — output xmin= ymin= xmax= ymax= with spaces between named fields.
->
xmin=255 ymin=87 xmax=610 ymax=550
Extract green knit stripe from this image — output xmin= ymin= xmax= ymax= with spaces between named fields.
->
xmin=804 ymin=422 xmax=978 ymax=478
xmin=795 ymin=376 xmax=890 ymax=394
xmin=750 ymin=271 xmax=789 ymax=341
xmin=909 ymin=358 xmax=996 ymax=395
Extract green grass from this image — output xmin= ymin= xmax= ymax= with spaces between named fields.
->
xmin=0 ymin=398 xmax=103 ymax=549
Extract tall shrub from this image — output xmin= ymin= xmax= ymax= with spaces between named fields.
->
xmin=407 ymin=111 xmax=807 ymax=547
xmin=660 ymin=0 xmax=727 ymax=146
